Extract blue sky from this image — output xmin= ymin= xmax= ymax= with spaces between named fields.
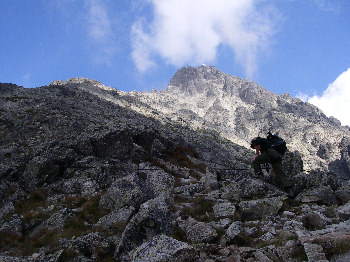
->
xmin=1 ymin=0 xmax=349 ymax=125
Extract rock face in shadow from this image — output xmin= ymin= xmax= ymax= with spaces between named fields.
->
xmin=1 ymin=68 xmax=350 ymax=261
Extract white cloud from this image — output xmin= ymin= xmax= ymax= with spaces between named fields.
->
xmin=84 ymin=0 xmax=117 ymax=65
xmin=308 ymin=68 xmax=350 ymax=126
xmin=86 ymin=0 xmax=112 ymax=42
xmin=131 ymin=20 xmax=156 ymax=72
xmin=313 ymin=0 xmax=339 ymax=13
xmin=131 ymin=0 xmax=279 ymax=77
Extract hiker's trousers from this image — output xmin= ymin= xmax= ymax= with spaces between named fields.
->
xmin=252 ymin=148 xmax=291 ymax=188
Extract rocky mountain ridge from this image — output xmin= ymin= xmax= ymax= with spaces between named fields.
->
xmin=0 ymin=67 xmax=350 ymax=261
xmin=66 ymin=65 xmax=350 ymax=176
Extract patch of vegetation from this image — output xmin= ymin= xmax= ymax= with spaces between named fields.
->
xmin=171 ymin=224 xmax=188 ymax=243
xmin=133 ymin=155 xmax=177 ymax=175
xmin=62 ymin=218 xmax=91 ymax=239
xmin=174 ymin=194 xmax=190 ymax=204
xmin=324 ymin=240 xmax=350 ymax=259
xmin=212 ymin=228 xmax=226 ymax=244
xmin=3 ymin=152 xmax=12 ymax=158
xmin=14 ymin=189 xmax=49 ymax=220
xmin=0 ymin=228 xmax=61 ymax=257
xmin=301 ymin=213 xmax=325 ymax=231
xmin=60 ymin=248 xmax=80 ymax=261
xmin=292 ymin=244 xmax=308 ymax=261
xmin=62 ymin=194 xmax=109 ymax=225
xmin=180 ymin=196 xmax=214 ymax=222
xmin=79 ymin=196 xmax=109 ymax=224
xmin=3 ymin=193 xmax=112 ymax=257
xmin=150 ymin=157 xmax=168 ymax=170
xmin=97 ymin=222 xmax=127 ymax=237
xmin=62 ymin=195 xmax=88 ymax=209
xmin=162 ymin=145 xmax=206 ymax=173
xmin=323 ymin=206 xmax=337 ymax=219
xmin=0 ymin=232 xmax=24 ymax=254
xmin=229 ymin=232 xmax=254 ymax=247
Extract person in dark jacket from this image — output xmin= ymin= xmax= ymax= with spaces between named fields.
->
xmin=250 ymin=137 xmax=291 ymax=191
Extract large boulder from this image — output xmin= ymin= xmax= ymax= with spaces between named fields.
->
xmin=43 ymin=208 xmax=76 ymax=231
xmin=174 ymin=183 xmax=205 ymax=196
xmin=212 ymin=201 xmax=236 ymax=218
xmin=225 ymin=221 xmax=243 ymax=241
xmin=99 ymin=174 xmax=147 ymax=211
xmin=28 ymin=208 xmax=76 ymax=237
xmin=115 ymin=194 xmax=174 ymax=259
xmin=295 ymin=186 xmax=338 ymax=205
xmin=95 ymin=206 xmax=135 ymax=229
xmin=292 ymin=171 xmax=343 ymax=194
xmin=129 ymin=234 xmax=198 ymax=262
xmin=21 ymin=144 xmax=78 ymax=191
xmin=185 ymin=220 xmax=218 ymax=243
xmin=146 ymin=169 xmax=175 ymax=198
xmin=220 ymin=178 xmax=284 ymax=202
xmin=65 ymin=232 xmax=114 ymax=259
xmin=337 ymin=201 xmax=350 ymax=220
xmin=239 ymin=196 xmax=286 ymax=221
xmin=303 ymin=243 xmax=328 ymax=262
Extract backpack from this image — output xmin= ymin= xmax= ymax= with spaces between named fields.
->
xmin=266 ymin=132 xmax=287 ymax=156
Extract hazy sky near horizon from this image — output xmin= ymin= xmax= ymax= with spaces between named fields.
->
xmin=1 ymin=0 xmax=350 ymax=125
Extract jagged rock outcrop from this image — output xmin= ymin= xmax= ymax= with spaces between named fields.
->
xmin=129 ymin=234 xmax=198 ymax=262
xmin=1 ymin=67 xmax=350 ymax=261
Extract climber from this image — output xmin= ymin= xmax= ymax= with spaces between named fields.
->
xmin=250 ymin=137 xmax=293 ymax=195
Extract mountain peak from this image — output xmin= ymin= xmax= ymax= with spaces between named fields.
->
xmin=50 ymin=77 xmax=114 ymax=91
xmin=167 ymin=65 xmax=237 ymax=96
xmin=166 ymin=66 xmax=273 ymax=104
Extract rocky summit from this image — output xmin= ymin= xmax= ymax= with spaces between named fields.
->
xmin=1 ymin=66 xmax=350 ymax=262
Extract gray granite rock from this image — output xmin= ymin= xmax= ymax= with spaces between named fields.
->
xmin=95 ymin=206 xmax=135 ymax=228
xmin=185 ymin=220 xmax=218 ymax=243
xmin=239 ymin=196 xmax=286 ymax=221
xmin=296 ymin=186 xmax=338 ymax=205
xmin=337 ymin=201 xmax=350 ymax=220
xmin=129 ymin=234 xmax=198 ymax=262
xmin=146 ymin=169 xmax=175 ymax=198
xmin=226 ymin=221 xmax=243 ymax=241
xmin=44 ymin=208 xmax=76 ymax=231
xmin=213 ymin=202 xmax=236 ymax=218
xmin=67 ymin=232 xmax=114 ymax=258
xmin=99 ymin=174 xmax=147 ymax=211
xmin=115 ymin=194 xmax=174 ymax=258
xmin=303 ymin=243 xmax=328 ymax=262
